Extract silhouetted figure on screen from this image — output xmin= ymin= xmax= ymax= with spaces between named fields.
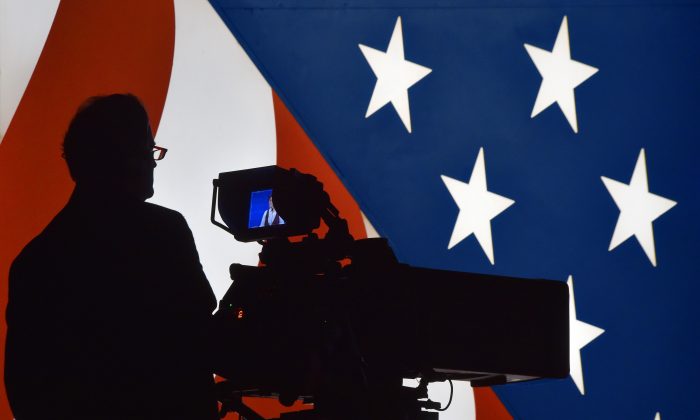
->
xmin=5 ymin=94 xmax=218 ymax=419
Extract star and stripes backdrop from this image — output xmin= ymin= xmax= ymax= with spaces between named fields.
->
xmin=1 ymin=0 xmax=698 ymax=419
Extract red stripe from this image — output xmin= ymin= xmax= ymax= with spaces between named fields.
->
xmin=0 ymin=1 xmax=175 ymax=417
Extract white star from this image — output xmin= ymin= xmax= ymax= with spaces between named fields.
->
xmin=524 ymin=16 xmax=598 ymax=133
xmin=359 ymin=16 xmax=432 ymax=133
xmin=441 ymin=148 xmax=514 ymax=264
xmin=601 ymin=149 xmax=677 ymax=267
xmin=567 ymin=275 xmax=604 ymax=395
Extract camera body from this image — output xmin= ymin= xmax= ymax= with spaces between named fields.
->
xmin=210 ymin=166 xmax=569 ymax=420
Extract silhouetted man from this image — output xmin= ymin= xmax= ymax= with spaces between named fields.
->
xmin=5 ymin=94 xmax=218 ymax=419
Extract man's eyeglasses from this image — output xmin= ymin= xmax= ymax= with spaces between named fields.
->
xmin=153 ymin=146 xmax=167 ymax=161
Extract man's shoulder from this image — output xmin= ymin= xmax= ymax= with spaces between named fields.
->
xmin=13 ymin=212 xmax=65 ymax=266
xmin=139 ymin=201 xmax=187 ymax=225
xmin=12 ymin=235 xmax=43 ymax=271
xmin=137 ymin=202 xmax=197 ymax=243
xmin=10 ymin=222 xmax=58 ymax=281
xmin=140 ymin=201 xmax=182 ymax=216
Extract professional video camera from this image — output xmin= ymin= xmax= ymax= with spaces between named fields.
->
xmin=210 ymin=166 xmax=568 ymax=420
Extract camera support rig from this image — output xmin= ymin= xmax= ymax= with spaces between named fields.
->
xmin=210 ymin=166 xmax=569 ymax=420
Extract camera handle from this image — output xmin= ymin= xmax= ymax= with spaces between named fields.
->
xmin=210 ymin=179 xmax=237 ymax=236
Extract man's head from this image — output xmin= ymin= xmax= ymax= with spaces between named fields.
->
xmin=63 ymin=94 xmax=156 ymax=201
xmin=268 ymin=195 xmax=275 ymax=211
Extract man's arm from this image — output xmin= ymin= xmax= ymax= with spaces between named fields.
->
xmin=165 ymin=213 xmax=219 ymax=418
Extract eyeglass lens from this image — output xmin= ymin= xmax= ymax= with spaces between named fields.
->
xmin=153 ymin=146 xmax=167 ymax=161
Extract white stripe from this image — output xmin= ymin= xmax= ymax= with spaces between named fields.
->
xmin=361 ymin=211 xmax=380 ymax=238
xmin=151 ymin=0 xmax=276 ymax=301
xmin=0 ymin=0 xmax=60 ymax=140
